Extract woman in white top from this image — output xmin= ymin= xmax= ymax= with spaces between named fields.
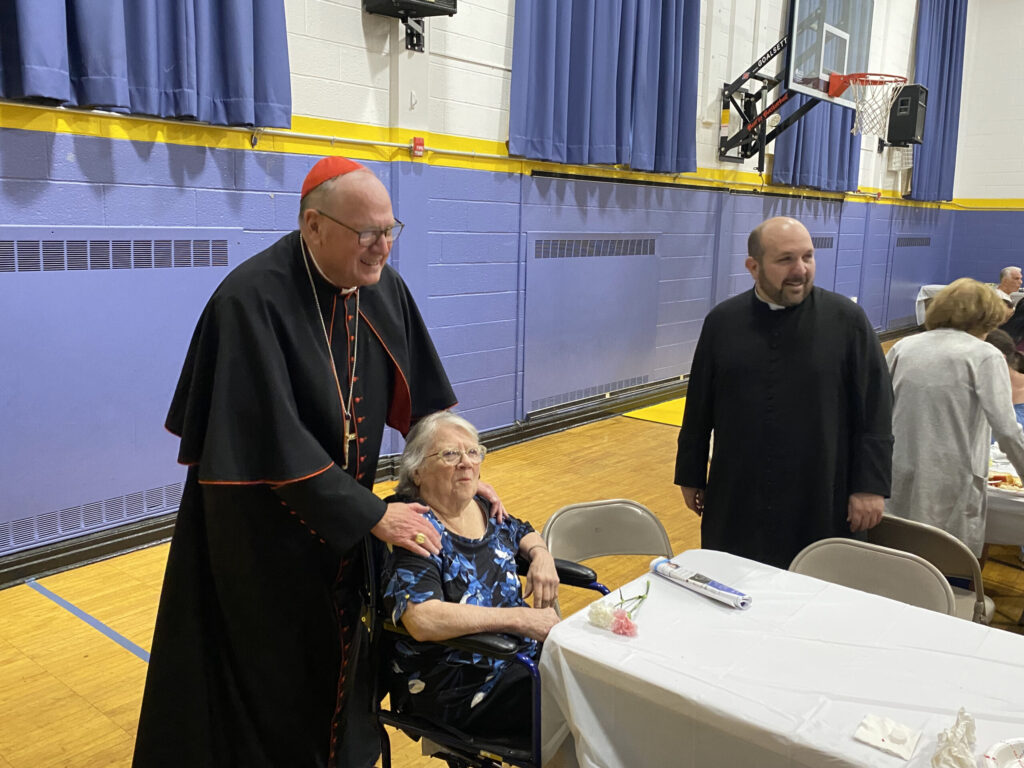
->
xmin=887 ymin=278 xmax=1024 ymax=556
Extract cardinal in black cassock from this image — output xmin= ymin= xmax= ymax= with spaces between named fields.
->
xmin=133 ymin=158 xmax=456 ymax=767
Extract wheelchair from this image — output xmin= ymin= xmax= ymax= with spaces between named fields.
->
xmin=367 ymin=543 xmax=607 ymax=768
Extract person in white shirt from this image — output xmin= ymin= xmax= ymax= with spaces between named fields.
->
xmin=995 ymin=265 xmax=1023 ymax=310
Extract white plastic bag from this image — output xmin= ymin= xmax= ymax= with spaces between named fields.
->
xmin=931 ymin=708 xmax=976 ymax=768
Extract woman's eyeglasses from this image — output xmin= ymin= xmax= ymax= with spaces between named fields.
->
xmin=429 ymin=446 xmax=487 ymax=465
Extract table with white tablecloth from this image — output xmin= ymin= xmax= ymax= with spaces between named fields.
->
xmin=987 ymin=487 xmax=1024 ymax=545
xmin=986 ymin=449 xmax=1024 ymax=546
xmin=541 ymin=549 xmax=1024 ymax=768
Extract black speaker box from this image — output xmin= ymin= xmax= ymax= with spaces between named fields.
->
xmin=364 ymin=0 xmax=457 ymax=18
xmin=887 ymin=83 xmax=927 ymax=146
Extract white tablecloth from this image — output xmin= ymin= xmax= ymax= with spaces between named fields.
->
xmin=987 ymin=488 xmax=1024 ymax=545
xmin=541 ymin=549 xmax=1024 ymax=768
xmin=986 ymin=450 xmax=1024 ymax=545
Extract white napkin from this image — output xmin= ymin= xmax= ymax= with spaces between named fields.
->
xmin=854 ymin=713 xmax=922 ymax=760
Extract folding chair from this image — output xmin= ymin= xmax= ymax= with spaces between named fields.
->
xmin=789 ymin=537 xmax=957 ymax=616
xmin=866 ymin=514 xmax=995 ymax=623
xmin=542 ymin=499 xmax=673 ymax=565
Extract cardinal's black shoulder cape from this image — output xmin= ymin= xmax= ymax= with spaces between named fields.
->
xmin=133 ymin=231 xmax=455 ymax=768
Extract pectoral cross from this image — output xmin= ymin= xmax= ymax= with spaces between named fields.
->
xmin=342 ymin=412 xmax=357 ymax=471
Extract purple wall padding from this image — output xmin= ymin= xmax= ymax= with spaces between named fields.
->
xmin=0 ymin=127 xmax=325 ymax=556
xmin=949 ymin=210 xmax=1024 ymax=287
xmin=521 ymin=176 xmax=723 ymax=395
xmin=0 ymin=123 xmax=994 ymax=557
xmin=0 ymin=226 xmax=242 ymax=551
xmin=522 ymin=231 xmax=659 ymax=414
xmin=884 ymin=207 xmax=953 ymax=329
xmin=390 ymin=162 xmax=524 ymax=432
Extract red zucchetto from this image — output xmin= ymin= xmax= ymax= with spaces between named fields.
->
xmin=300 ymin=156 xmax=366 ymax=199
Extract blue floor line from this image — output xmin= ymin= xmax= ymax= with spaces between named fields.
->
xmin=26 ymin=579 xmax=150 ymax=663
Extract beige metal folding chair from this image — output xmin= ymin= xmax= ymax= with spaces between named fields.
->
xmin=789 ymin=538 xmax=957 ymax=616
xmin=541 ymin=498 xmax=673 ymax=563
xmin=866 ymin=514 xmax=995 ymax=623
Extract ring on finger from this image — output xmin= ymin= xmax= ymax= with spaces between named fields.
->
xmin=414 ymin=532 xmax=427 ymax=545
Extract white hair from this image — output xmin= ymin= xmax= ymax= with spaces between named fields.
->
xmin=1000 ymin=266 xmax=1022 ymax=281
xmin=395 ymin=411 xmax=480 ymax=497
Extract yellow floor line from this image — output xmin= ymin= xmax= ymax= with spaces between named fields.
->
xmin=624 ymin=397 xmax=685 ymax=427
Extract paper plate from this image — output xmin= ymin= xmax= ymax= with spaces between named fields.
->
xmin=983 ymin=738 xmax=1024 ymax=767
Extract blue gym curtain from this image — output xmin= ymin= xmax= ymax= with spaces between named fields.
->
xmin=771 ymin=97 xmax=861 ymax=192
xmin=908 ymin=0 xmax=968 ymax=202
xmin=508 ymin=0 xmax=699 ymax=174
xmin=0 ymin=0 xmax=291 ymax=128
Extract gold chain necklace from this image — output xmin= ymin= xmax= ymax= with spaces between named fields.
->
xmin=300 ymin=236 xmax=359 ymax=469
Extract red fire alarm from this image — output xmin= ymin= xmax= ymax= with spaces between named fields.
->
xmin=410 ymin=136 xmax=425 ymax=157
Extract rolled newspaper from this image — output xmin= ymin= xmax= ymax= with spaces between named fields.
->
xmin=650 ymin=557 xmax=752 ymax=610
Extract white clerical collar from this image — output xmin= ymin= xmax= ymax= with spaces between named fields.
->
xmin=753 ymin=286 xmax=785 ymax=311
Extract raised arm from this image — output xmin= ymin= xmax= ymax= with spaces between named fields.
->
xmin=977 ymin=355 xmax=1024 ymax=478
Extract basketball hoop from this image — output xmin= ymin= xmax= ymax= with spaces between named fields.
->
xmin=828 ymin=73 xmax=907 ymax=136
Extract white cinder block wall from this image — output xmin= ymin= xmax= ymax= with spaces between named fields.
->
xmin=284 ymin=0 xmax=517 ymax=136
xmin=285 ymin=0 xmax=393 ymax=124
xmin=954 ymin=0 xmax=1024 ymax=200
xmin=282 ymin=0 xmax=1009 ymax=201
xmin=430 ymin=2 xmax=516 ymax=140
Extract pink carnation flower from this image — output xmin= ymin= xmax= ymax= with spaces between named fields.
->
xmin=610 ymin=608 xmax=638 ymax=636
xmin=586 ymin=581 xmax=648 ymax=637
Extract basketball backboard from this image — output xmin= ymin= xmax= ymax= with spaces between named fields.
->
xmin=786 ymin=0 xmax=874 ymax=109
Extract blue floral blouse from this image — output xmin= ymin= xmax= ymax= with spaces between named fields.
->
xmin=381 ymin=497 xmax=537 ymax=725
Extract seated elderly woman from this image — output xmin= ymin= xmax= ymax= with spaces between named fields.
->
xmin=381 ymin=410 xmax=559 ymax=742
xmin=887 ymin=278 xmax=1024 ymax=557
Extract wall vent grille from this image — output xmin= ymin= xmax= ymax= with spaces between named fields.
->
xmin=534 ymin=238 xmax=656 ymax=259
xmin=0 ymin=481 xmax=183 ymax=554
xmin=530 ymin=375 xmax=650 ymax=411
xmin=0 ymin=237 xmax=229 ymax=273
xmin=811 ymin=236 xmax=835 ymax=249
xmin=896 ymin=237 xmax=931 ymax=247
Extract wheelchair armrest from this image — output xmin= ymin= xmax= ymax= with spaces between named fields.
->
xmin=438 ymin=632 xmax=520 ymax=658
xmin=514 ymin=554 xmax=598 ymax=587
xmin=553 ymin=557 xmax=599 ymax=588
xmin=383 ymin=619 xmax=521 ymax=659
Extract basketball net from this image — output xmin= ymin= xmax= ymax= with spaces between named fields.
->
xmin=829 ymin=73 xmax=907 ymax=137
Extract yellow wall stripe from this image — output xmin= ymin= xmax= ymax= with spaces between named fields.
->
xmin=2 ymin=101 xmax=1023 ymax=211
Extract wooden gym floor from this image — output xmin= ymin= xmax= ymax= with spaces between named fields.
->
xmin=0 ymin=414 xmax=1021 ymax=768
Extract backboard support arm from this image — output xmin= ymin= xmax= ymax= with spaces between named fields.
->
xmin=719 ymin=35 xmax=822 ymax=172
